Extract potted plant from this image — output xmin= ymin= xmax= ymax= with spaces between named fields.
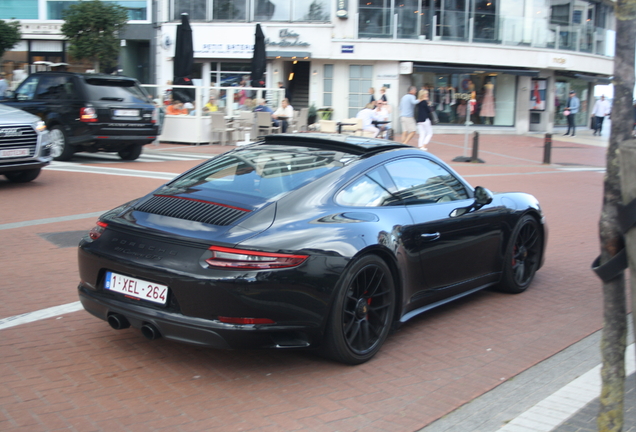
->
xmin=308 ymin=103 xmax=317 ymax=125
xmin=317 ymin=107 xmax=333 ymax=120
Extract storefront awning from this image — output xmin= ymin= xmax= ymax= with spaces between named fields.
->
xmin=414 ymin=64 xmax=540 ymax=77
xmin=267 ymin=51 xmax=311 ymax=59
xmin=573 ymin=73 xmax=612 ymax=85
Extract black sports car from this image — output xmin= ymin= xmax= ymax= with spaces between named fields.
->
xmin=78 ymin=134 xmax=546 ymax=364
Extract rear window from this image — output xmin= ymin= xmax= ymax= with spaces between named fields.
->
xmin=83 ymin=78 xmax=150 ymax=103
xmin=168 ymin=145 xmax=356 ymax=200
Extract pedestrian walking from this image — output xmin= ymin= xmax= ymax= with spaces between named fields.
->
xmin=415 ymin=89 xmax=433 ymax=151
xmin=563 ymin=90 xmax=580 ymax=137
xmin=399 ymin=86 xmax=418 ymax=144
xmin=591 ymin=95 xmax=611 ymax=136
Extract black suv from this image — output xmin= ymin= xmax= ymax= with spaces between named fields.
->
xmin=4 ymin=72 xmax=158 ymax=161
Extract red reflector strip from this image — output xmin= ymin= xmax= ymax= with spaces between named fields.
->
xmin=218 ymin=316 xmax=275 ymax=325
xmin=97 ymin=136 xmax=109 ymax=139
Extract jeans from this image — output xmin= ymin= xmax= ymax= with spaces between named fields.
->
xmin=566 ymin=114 xmax=576 ymax=135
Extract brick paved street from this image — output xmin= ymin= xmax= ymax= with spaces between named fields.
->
xmin=0 ymin=131 xmax=618 ymax=431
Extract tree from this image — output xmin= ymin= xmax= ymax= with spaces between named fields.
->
xmin=594 ymin=0 xmax=636 ymax=431
xmin=61 ymin=0 xmax=128 ymax=73
xmin=0 ymin=20 xmax=21 ymax=58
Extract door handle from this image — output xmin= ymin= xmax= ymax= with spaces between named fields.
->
xmin=420 ymin=232 xmax=440 ymax=241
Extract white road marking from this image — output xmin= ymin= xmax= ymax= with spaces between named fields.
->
xmin=0 ymin=302 xmax=84 ymax=331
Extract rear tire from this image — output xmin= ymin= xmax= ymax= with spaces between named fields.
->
xmin=5 ymin=168 xmax=41 ymax=183
xmin=499 ymin=215 xmax=543 ymax=294
xmin=118 ymin=144 xmax=143 ymax=161
xmin=50 ymin=126 xmax=74 ymax=161
xmin=322 ymin=255 xmax=395 ymax=365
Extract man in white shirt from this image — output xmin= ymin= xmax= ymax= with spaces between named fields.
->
xmin=592 ymin=95 xmax=611 ymax=136
xmin=356 ymin=103 xmax=380 ymax=137
xmin=272 ymin=98 xmax=294 ymax=132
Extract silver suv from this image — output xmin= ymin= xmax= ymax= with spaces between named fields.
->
xmin=0 ymin=103 xmax=51 ymax=183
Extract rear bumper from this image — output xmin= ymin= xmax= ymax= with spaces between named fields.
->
xmin=78 ymin=285 xmax=319 ymax=350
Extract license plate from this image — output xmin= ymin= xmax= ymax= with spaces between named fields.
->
xmin=104 ymin=271 xmax=168 ymax=305
xmin=114 ymin=109 xmax=139 ymax=117
xmin=0 ymin=148 xmax=29 ymax=158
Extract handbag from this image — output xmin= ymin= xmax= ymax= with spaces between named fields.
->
xmin=563 ymin=110 xmax=571 ymax=116
xmin=429 ymin=110 xmax=439 ymax=125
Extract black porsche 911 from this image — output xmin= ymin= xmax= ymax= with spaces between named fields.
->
xmin=77 ymin=133 xmax=546 ymax=364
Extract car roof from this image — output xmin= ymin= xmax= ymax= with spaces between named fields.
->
xmin=30 ymin=71 xmax=139 ymax=82
xmin=262 ymin=134 xmax=410 ymax=156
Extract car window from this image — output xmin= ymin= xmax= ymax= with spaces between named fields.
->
xmin=82 ymin=78 xmax=150 ymax=103
xmin=168 ymin=146 xmax=352 ymax=200
xmin=15 ymin=76 xmax=39 ymax=101
xmin=337 ymin=167 xmax=400 ymax=207
xmin=36 ymin=75 xmax=75 ymax=100
xmin=385 ymin=157 xmax=469 ymax=205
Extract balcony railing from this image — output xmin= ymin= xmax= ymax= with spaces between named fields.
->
xmin=357 ymin=11 xmax=615 ymax=57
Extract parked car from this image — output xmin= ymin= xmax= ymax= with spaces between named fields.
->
xmin=0 ymin=103 xmax=51 ymax=183
xmin=77 ymin=134 xmax=547 ymax=364
xmin=3 ymin=71 xmax=158 ymax=161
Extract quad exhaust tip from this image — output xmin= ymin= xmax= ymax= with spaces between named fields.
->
xmin=141 ymin=323 xmax=161 ymax=340
xmin=107 ymin=313 xmax=130 ymax=330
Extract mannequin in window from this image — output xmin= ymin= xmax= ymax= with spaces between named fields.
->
xmin=480 ymin=79 xmax=495 ymax=125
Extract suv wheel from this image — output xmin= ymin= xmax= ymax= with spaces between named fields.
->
xmin=118 ymin=144 xmax=143 ymax=161
xmin=50 ymin=126 xmax=74 ymax=161
xmin=5 ymin=168 xmax=42 ymax=183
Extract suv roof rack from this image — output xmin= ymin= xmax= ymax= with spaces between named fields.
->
xmin=263 ymin=133 xmax=410 ymax=155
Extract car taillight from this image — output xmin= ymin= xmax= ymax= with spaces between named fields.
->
xmin=218 ymin=317 xmax=275 ymax=325
xmin=205 ymin=246 xmax=308 ymax=270
xmin=80 ymin=107 xmax=97 ymax=122
xmin=88 ymin=221 xmax=108 ymax=240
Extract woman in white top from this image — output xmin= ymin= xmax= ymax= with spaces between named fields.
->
xmin=272 ymin=98 xmax=294 ymax=132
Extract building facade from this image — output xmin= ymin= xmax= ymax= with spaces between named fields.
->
xmin=0 ymin=0 xmax=155 ymax=83
xmin=156 ymin=0 xmax=615 ymax=134
xmin=2 ymin=0 xmax=615 ymax=134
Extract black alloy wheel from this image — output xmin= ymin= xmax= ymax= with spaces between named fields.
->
xmin=118 ymin=144 xmax=143 ymax=161
xmin=499 ymin=215 xmax=543 ymax=293
xmin=322 ymin=255 xmax=395 ymax=365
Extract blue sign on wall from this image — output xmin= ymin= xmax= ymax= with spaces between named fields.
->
xmin=341 ymin=45 xmax=354 ymax=54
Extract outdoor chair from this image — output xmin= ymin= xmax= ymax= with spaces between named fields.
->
xmin=210 ymin=113 xmax=236 ymax=146
xmin=319 ymin=120 xmax=337 ymax=133
xmin=256 ymin=111 xmax=281 ymax=137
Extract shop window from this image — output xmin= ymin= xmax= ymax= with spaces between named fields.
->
xmin=413 ymin=70 xmax=516 ymax=127
xmin=1 ymin=0 xmax=38 ymax=19
xmin=48 ymin=0 xmax=148 ymax=20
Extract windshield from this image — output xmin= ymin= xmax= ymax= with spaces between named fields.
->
xmin=168 ymin=145 xmax=356 ymax=200
xmin=83 ymin=78 xmax=150 ymax=103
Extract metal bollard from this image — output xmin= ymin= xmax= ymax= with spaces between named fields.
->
xmin=543 ymin=133 xmax=552 ymax=164
xmin=471 ymin=132 xmax=480 ymax=162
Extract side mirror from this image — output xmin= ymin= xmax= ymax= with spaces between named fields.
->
xmin=474 ymin=186 xmax=494 ymax=206
xmin=450 ymin=186 xmax=493 ymax=217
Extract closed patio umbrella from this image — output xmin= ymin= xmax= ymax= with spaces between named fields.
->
xmin=173 ymin=13 xmax=194 ymax=103
xmin=250 ymin=24 xmax=266 ymax=88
